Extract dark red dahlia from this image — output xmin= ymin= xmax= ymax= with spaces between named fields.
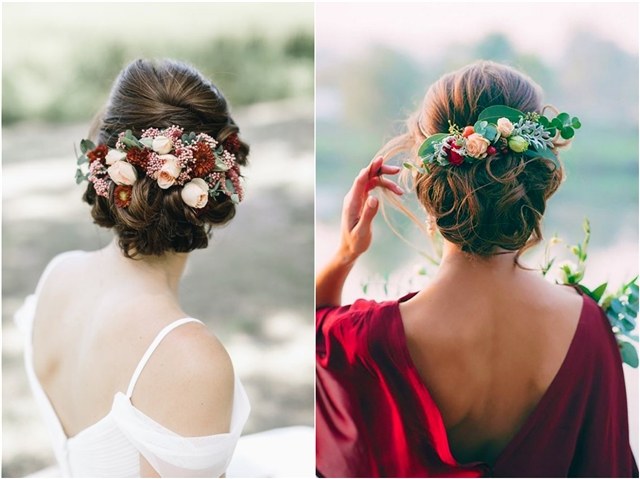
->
xmin=114 ymin=185 xmax=133 ymax=208
xmin=87 ymin=144 xmax=108 ymax=164
xmin=192 ymin=142 xmax=216 ymax=177
xmin=224 ymin=133 xmax=241 ymax=154
xmin=126 ymin=147 xmax=150 ymax=168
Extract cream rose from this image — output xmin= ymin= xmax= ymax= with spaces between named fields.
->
xmin=152 ymin=136 xmax=173 ymax=154
xmin=181 ymin=178 xmax=209 ymax=208
xmin=156 ymin=154 xmax=182 ymax=189
xmin=107 ymin=161 xmax=137 ymax=186
xmin=496 ymin=117 xmax=514 ymax=137
xmin=105 ymin=149 xmax=127 ymax=165
xmin=465 ymin=133 xmax=490 ymax=159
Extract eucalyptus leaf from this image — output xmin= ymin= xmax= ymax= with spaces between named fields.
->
xmin=571 ymin=117 xmax=582 ymax=129
xmin=77 ymin=154 xmax=88 ymax=165
xmin=230 ymin=193 xmax=240 ymax=204
xmin=80 ymin=139 xmax=96 ymax=154
xmin=214 ymin=159 xmax=230 ymax=172
xmin=477 ymin=105 xmax=524 ymax=123
xmin=418 ymin=133 xmax=448 ymax=158
xmin=560 ymin=127 xmax=575 ymax=139
xmin=225 ymin=178 xmax=236 ymax=194
xmin=556 ymin=112 xmax=571 ymax=125
xmin=139 ymin=138 xmax=153 ymax=148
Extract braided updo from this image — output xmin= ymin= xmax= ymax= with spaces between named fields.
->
xmin=83 ymin=59 xmax=249 ymax=258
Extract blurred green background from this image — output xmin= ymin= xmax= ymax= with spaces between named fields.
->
xmin=2 ymin=3 xmax=314 ymax=477
xmin=316 ymin=1 xmax=638 ymax=459
xmin=316 ymin=3 xmax=638 ymax=292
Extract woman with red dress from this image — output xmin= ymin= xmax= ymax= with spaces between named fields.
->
xmin=316 ymin=61 xmax=638 ymax=477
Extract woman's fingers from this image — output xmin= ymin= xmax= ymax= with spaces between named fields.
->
xmin=354 ymin=196 xmax=379 ymax=234
xmin=366 ymin=176 xmax=404 ymax=196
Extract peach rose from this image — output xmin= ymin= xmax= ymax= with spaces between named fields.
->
xmin=107 ymin=160 xmax=137 ymax=185
xmin=105 ymin=149 xmax=127 ymax=165
xmin=152 ymin=136 xmax=173 ymax=154
xmin=181 ymin=178 xmax=209 ymax=208
xmin=465 ymin=133 xmax=490 ymax=159
xmin=156 ymin=154 xmax=182 ymax=189
xmin=496 ymin=118 xmax=514 ymax=137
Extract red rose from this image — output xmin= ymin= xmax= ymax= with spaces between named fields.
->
xmin=447 ymin=148 xmax=464 ymax=166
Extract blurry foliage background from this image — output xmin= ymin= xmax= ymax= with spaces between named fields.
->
xmin=315 ymin=2 xmax=638 ymax=461
xmin=316 ymin=6 xmax=638 ymax=285
xmin=2 ymin=3 xmax=314 ymax=477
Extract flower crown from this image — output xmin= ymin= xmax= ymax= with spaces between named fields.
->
xmin=75 ymin=125 xmax=244 ymax=209
xmin=412 ymin=105 xmax=581 ymax=171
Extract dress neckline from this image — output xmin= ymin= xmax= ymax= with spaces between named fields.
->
xmin=390 ymin=289 xmax=588 ymax=470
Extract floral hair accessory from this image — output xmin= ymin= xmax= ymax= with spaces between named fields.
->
xmin=409 ymin=105 xmax=581 ymax=172
xmin=75 ymin=126 xmax=244 ymax=209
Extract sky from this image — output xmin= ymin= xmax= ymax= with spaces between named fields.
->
xmin=316 ymin=2 xmax=638 ymax=63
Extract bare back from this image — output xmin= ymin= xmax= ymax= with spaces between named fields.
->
xmin=31 ymin=249 xmax=233 ymax=440
xmin=399 ymin=266 xmax=584 ymax=465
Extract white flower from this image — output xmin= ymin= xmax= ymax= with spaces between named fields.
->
xmin=156 ymin=154 xmax=182 ymax=189
xmin=497 ymin=118 xmax=514 ymax=137
xmin=465 ymin=133 xmax=490 ymax=159
xmin=107 ymin=161 xmax=137 ymax=186
xmin=105 ymin=149 xmax=127 ymax=165
xmin=181 ymin=178 xmax=209 ymax=208
xmin=152 ymin=136 xmax=173 ymax=154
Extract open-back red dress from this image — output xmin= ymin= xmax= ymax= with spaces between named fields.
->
xmin=316 ymin=291 xmax=638 ymax=477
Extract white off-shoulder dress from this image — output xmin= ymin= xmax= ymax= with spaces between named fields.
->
xmin=14 ymin=252 xmax=251 ymax=477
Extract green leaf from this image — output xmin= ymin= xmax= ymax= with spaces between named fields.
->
xmin=76 ymin=154 xmax=88 ymax=166
xmin=524 ymin=146 xmax=560 ymax=170
xmin=403 ymin=162 xmax=426 ymax=174
xmin=75 ymin=169 xmax=86 ymax=184
xmin=418 ymin=133 xmax=448 ymax=158
xmin=230 ymin=193 xmax=240 ymax=204
xmin=551 ymin=118 xmax=563 ymax=129
xmin=214 ymin=159 xmax=230 ymax=172
xmin=591 ymin=282 xmax=609 ymax=302
xmin=139 ymin=138 xmax=153 ymax=148
xmin=80 ymin=139 xmax=96 ymax=154
xmin=477 ymin=105 xmax=524 ymax=123
xmin=619 ymin=340 xmax=639 ymax=368
xmin=610 ymin=299 xmax=625 ymax=316
xmin=225 ymin=178 xmax=236 ymax=194
xmin=483 ymin=124 xmax=499 ymax=142
xmin=571 ymin=117 xmax=582 ymax=129
xmin=560 ymin=127 xmax=575 ymax=139
xmin=556 ymin=112 xmax=571 ymax=125
xmin=473 ymin=120 xmax=488 ymax=136
xmin=121 ymin=136 xmax=141 ymax=148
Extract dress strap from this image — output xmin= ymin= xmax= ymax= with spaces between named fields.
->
xmin=125 ymin=317 xmax=204 ymax=398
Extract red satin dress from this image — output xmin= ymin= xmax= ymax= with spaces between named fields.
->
xmin=316 ymin=291 xmax=638 ymax=477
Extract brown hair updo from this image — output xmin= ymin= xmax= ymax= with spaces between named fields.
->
xmin=382 ymin=60 xmax=565 ymax=261
xmin=83 ymin=59 xmax=249 ymax=258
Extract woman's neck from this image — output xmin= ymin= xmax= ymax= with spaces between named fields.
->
xmin=434 ymin=240 xmax=522 ymax=283
xmin=102 ymin=239 xmax=188 ymax=295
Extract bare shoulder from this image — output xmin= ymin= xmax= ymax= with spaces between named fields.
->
xmin=131 ymin=320 xmax=235 ymax=437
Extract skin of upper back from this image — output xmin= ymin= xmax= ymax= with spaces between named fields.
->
xmin=399 ymin=264 xmax=584 ymax=465
xmin=31 ymin=251 xmax=234 ymax=444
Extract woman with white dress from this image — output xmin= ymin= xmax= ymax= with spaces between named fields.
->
xmin=14 ymin=58 xmax=251 ymax=477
